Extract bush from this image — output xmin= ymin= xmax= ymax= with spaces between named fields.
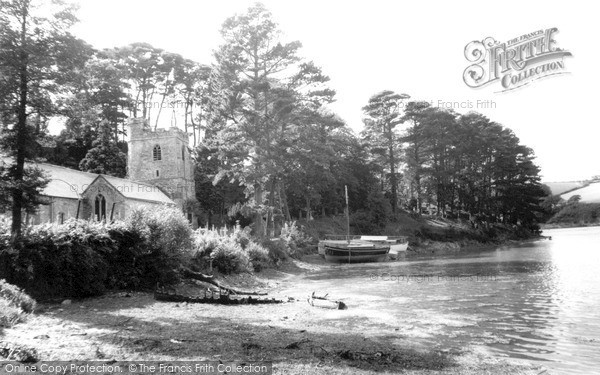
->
xmin=104 ymin=221 xmax=147 ymax=290
xmin=193 ymin=229 xmax=222 ymax=258
xmin=279 ymin=221 xmax=314 ymax=258
xmin=245 ymin=241 xmax=270 ymax=272
xmin=192 ymin=226 xmax=275 ymax=273
xmin=261 ymin=238 xmax=289 ymax=265
xmin=210 ymin=237 xmax=252 ymax=274
xmin=126 ymin=206 xmax=194 ymax=285
xmin=0 ymin=280 xmax=36 ymax=327
xmin=0 ymin=206 xmax=195 ymax=299
xmin=3 ymin=220 xmax=110 ymax=299
xmin=0 ymin=299 xmax=23 ymax=327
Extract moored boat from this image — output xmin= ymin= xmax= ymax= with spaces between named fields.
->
xmin=323 ymin=240 xmax=390 ymax=263
xmin=360 ymin=235 xmax=408 ymax=259
xmin=318 ymin=234 xmax=407 ymax=262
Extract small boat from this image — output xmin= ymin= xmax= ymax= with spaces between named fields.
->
xmin=323 ymin=239 xmax=390 ymax=263
xmin=318 ymin=234 xmax=407 ymax=262
xmin=360 ymin=235 xmax=408 ymax=259
xmin=317 ymin=185 xmax=394 ymax=263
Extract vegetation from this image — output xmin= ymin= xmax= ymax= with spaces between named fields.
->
xmin=0 ymin=0 xmax=90 ymax=237
xmin=1 ymin=2 xmax=546 ymax=242
xmin=0 ymin=206 xmax=313 ymax=299
xmin=0 ymin=279 xmax=36 ymax=327
xmin=547 ymin=202 xmax=600 ymax=226
xmin=0 ymin=207 xmax=195 ymax=299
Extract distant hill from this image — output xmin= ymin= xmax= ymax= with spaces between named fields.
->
xmin=544 ymin=180 xmax=588 ymax=196
xmin=561 ymin=182 xmax=600 ymax=203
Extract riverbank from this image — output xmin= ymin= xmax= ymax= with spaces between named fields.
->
xmin=540 ymin=222 xmax=600 ymax=230
xmin=2 ymin=258 xmax=546 ymax=374
xmin=301 ymin=214 xmax=543 ymax=257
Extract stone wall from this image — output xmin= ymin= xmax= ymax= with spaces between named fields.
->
xmin=28 ymin=197 xmax=79 ymax=225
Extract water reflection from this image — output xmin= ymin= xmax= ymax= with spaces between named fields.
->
xmin=303 ymin=227 xmax=600 ymax=374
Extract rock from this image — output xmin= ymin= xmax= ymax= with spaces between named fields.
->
xmin=61 ymin=299 xmax=72 ymax=305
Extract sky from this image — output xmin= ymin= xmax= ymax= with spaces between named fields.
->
xmin=65 ymin=0 xmax=599 ymax=182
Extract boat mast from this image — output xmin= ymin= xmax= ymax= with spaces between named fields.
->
xmin=345 ymin=185 xmax=350 ymax=243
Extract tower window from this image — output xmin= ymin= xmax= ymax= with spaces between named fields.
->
xmin=156 ymin=170 xmax=160 ymax=177
xmin=153 ymin=145 xmax=162 ymax=161
xmin=182 ymin=146 xmax=185 ymax=160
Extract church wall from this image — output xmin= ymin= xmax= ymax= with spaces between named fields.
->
xmin=28 ymin=197 xmax=79 ymax=225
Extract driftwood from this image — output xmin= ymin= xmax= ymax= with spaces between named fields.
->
xmin=307 ymin=292 xmax=347 ymax=310
xmin=154 ymin=288 xmax=284 ymax=305
xmin=182 ymin=268 xmax=267 ymax=295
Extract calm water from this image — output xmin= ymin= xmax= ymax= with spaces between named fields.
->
xmin=301 ymin=226 xmax=600 ymax=374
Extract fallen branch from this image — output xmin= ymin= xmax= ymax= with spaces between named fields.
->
xmin=182 ymin=268 xmax=267 ymax=295
xmin=154 ymin=289 xmax=283 ymax=305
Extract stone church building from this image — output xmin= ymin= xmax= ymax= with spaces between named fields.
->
xmin=1 ymin=118 xmax=197 ymax=226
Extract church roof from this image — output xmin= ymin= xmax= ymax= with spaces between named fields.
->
xmin=1 ymin=158 xmax=174 ymax=205
xmin=37 ymin=163 xmax=98 ymax=199
xmin=94 ymin=175 xmax=175 ymax=204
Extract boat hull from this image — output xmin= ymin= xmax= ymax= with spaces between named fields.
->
xmin=389 ymin=242 xmax=409 ymax=259
xmin=324 ymin=244 xmax=390 ymax=263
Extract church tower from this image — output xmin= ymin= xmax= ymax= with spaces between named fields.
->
xmin=127 ymin=118 xmax=196 ymax=220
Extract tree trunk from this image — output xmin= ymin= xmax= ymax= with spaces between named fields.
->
xmin=266 ymin=176 xmax=276 ymax=237
xmin=11 ymin=5 xmax=29 ymax=239
xmin=277 ymin=181 xmax=291 ymax=222
xmin=389 ymin=140 xmax=397 ymax=213
xmin=254 ymin=183 xmax=265 ymax=237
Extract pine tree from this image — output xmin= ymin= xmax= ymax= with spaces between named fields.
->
xmin=0 ymin=0 xmax=89 ymax=237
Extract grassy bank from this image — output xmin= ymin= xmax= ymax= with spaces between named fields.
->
xmin=300 ymin=212 xmax=541 ymax=255
xmin=544 ymin=202 xmax=600 ymax=228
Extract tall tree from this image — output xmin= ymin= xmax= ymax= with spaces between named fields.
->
xmin=106 ymin=43 xmax=175 ymax=126
xmin=361 ymin=90 xmax=410 ymax=213
xmin=0 ymin=0 xmax=89 ymax=237
xmin=207 ymin=3 xmax=335 ymax=236
xmin=172 ymin=59 xmax=211 ymax=146
xmin=401 ymin=101 xmax=432 ymax=213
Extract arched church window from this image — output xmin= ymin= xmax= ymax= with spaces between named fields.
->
xmin=57 ymin=212 xmax=65 ymax=225
xmin=153 ymin=145 xmax=162 ymax=161
xmin=95 ymin=194 xmax=106 ymax=221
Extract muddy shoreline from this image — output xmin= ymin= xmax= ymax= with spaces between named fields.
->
xmin=1 ymin=256 xmax=549 ymax=374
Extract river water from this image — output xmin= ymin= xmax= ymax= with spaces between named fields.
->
xmin=301 ymin=226 xmax=600 ymax=374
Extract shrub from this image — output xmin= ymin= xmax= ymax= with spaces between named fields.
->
xmin=0 ymin=299 xmax=23 ymax=327
xmin=0 ymin=279 xmax=36 ymax=313
xmin=104 ymin=221 xmax=147 ymax=290
xmin=3 ymin=221 xmax=110 ymax=299
xmin=245 ymin=241 xmax=270 ymax=272
xmin=126 ymin=206 xmax=194 ymax=285
xmin=261 ymin=238 xmax=289 ymax=265
xmin=233 ymin=226 xmax=253 ymax=249
xmin=0 ymin=280 xmax=36 ymax=327
xmin=279 ymin=221 xmax=314 ymax=257
xmin=210 ymin=237 xmax=252 ymax=274
xmin=0 ymin=205 xmax=196 ymax=299
xmin=193 ymin=229 xmax=222 ymax=257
